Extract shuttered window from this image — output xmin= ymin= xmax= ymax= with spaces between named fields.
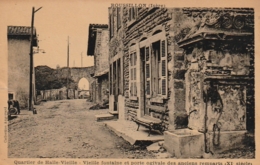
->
xmin=160 ymin=40 xmax=167 ymax=97
xmin=128 ymin=7 xmax=138 ymax=24
xmin=145 ymin=47 xmax=151 ymax=97
xmin=148 ymin=39 xmax=168 ymax=99
xmin=129 ymin=52 xmax=137 ymax=97
xmin=110 ymin=12 xmax=114 ymax=38
xmin=117 ymin=7 xmax=121 ymax=30
xmin=127 ymin=35 xmax=167 ymax=101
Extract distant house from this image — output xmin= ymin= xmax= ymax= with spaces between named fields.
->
xmin=87 ymin=24 xmax=109 ymax=104
xmin=7 ymin=26 xmax=38 ymax=108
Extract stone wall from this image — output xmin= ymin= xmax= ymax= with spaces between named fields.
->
xmin=121 ymin=8 xmax=190 ymax=129
xmin=39 ymin=87 xmax=76 ymax=101
xmin=100 ymin=76 xmax=109 ymax=102
xmin=91 ymin=28 xmax=109 ymax=104
xmin=94 ymin=30 xmax=109 ymax=76
xmin=56 ymin=66 xmax=95 ymax=96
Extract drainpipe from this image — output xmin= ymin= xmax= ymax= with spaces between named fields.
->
xmin=203 ymin=81 xmax=210 ymax=154
xmin=204 ymin=96 xmax=209 ymax=153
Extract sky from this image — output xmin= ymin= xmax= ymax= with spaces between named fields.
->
xmin=1 ymin=0 xmax=111 ymax=69
xmin=1 ymin=0 xmax=259 ymax=70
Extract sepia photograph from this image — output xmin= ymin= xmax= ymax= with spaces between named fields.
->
xmin=0 ymin=0 xmax=258 ymax=164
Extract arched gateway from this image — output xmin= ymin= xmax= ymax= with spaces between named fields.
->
xmin=39 ymin=66 xmax=95 ymax=100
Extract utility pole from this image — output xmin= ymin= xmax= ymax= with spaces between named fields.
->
xmin=29 ymin=6 xmax=42 ymax=114
xmin=66 ymin=36 xmax=70 ymax=99
xmin=81 ymin=52 xmax=83 ymax=67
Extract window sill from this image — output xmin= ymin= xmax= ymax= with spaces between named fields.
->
xmin=129 ymin=96 xmax=138 ymax=101
xmin=127 ymin=20 xmax=136 ymax=27
xmin=150 ymin=96 xmax=165 ymax=103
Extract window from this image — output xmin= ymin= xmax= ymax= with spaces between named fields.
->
xmin=109 ymin=12 xmax=114 ymax=38
xmin=128 ymin=31 xmax=168 ymax=101
xmin=109 ymin=64 xmax=112 ymax=94
xmin=8 ymin=93 xmax=14 ymax=100
xmin=145 ymin=46 xmax=151 ymax=97
xmin=117 ymin=7 xmax=121 ymax=30
xmin=117 ymin=58 xmax=121 ymax=95
xmin=129 ymin=51 xmax=137 ymax=97
xmin=113 ymin=61 xmax=116 ymax=95
xmin=147 ymin=39 xmax=167 ymax=99
xmin=128 ymin=7 xmax=138 ymax=25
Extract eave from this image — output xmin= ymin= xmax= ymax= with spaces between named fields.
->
xmin=177 ymin=26 xmax=253 ymax=48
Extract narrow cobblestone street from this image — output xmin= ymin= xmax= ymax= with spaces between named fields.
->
xmin=8 ymin=99 xmax=155 ymax=158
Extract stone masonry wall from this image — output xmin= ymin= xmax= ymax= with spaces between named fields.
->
xmin=122 ymin=8 xmax=190 ymax=129
xmin=95 ymin=29 xmax=109 ymax=76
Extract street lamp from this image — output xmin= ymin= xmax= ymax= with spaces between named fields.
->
xmin=33 ymin=47 xmax=46 ymax=54
xmin=29 ymin=6 xmax=42 ymax=114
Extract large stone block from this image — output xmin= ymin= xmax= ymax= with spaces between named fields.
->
xmin=118 ymin=95 xmax=125 ymax=120
xmin=208 ymin=130 xmax=247 ymax=153
xmin=109 ymin=95 xmax=114 ymax=112
xmin=164 ymin=129 xmax=204 ymax=158
xmin=95 ymin=114 xmax=114 ymax=122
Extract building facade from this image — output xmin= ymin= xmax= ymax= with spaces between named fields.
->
xmin=7 ymin=26 xmax=38 ymax=108
xmin=109 ymin=7 xmax=254 ymax=156
xmin=87 ymin=24 xmax=109 ymax=104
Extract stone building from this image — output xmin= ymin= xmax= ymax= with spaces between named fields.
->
xmin=108 ymin=7 xmax=254 ymax=157
xmin=7 ymin=26 xmax=38 ymax=108
xmin=87 ymin=24 xmax=109 ymax=104
xmin=108 ymin=7 xmax=124 ymax=116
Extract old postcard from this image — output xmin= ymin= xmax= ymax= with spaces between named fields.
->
xmin=0 ymin=0 xmax=259 ymax=165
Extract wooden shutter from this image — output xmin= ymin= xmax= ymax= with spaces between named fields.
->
xmin=110 ymin=14 xmax=114 ymax=37
xmin=129 ymin=51 xmax=137 ymax=98
xmin=133 ymin=8 xmax=136 ymax=19
xmin=145 ymin=46 xmax=151 ymax=97
xmin=130 ymin=82 xmax=133 ymax=96
xmin=128 ymin=8 xmax=131 ymax=21
xmin=161 ymin=40 xmax=167 ymax=98
xmin=117 ymin=7 xmax=121 ymax=29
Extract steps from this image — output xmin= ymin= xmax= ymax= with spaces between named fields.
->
xmin=95 ymin=113 xmax=115 ymax=122
xmin=95 ymin=111 xmax=118 ymax=122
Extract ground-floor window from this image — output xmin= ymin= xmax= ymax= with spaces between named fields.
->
xmin=128 ymin=30 xmax=168 ymax=103
xmin=109 ymin=58 xmax=123 ymax=96
xmin=129 ymin=51 xmax=137 ymax=97
xmin=142 ymin=39 xmax=167 ymax=99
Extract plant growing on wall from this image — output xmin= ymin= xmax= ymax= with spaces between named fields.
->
xmin=35 ymin=65 xmax=75 ymax=90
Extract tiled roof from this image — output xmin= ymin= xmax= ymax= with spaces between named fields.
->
xmin=89 ymin=24 xmax=108 ymax=29
xmin=94 ymin=68 xmax=109 ymax=77
xmin=7 ymin=26 xmax=36 ymax=35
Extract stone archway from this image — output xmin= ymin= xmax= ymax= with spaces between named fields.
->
xmin=69 ymin=67 xmax=95 ymax=85
xmin=68 ymin=66 xmax=95 ymax=99
xmin=78 ymin=77 xmax=90 ymax=99
xmin=78 ymin=78 xmax=89 ymax=90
